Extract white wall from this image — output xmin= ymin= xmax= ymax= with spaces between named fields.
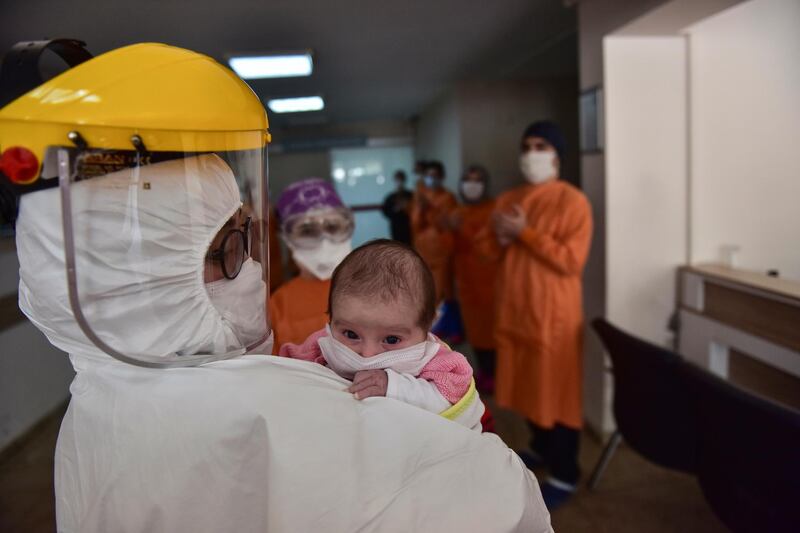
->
xmin=617 ymin=0 xmax=742 ymax=36
xmin=578 ymin=0 xmax=672 ymax=435
xmin=579 ymin=0 xmax=669 ymax=87
xmin=578 ymin=0 xmax=750 ymax=435
xmin=456 ymin=79 xmax=580 ymax=195
xmin=580 ymin=154 xmax=609 ymax=432
xmin=604 ymin=36 xmax=688 ymax=346
xmin=269 ymin=151 xmax=331 ymax=199
xmin=687 ymin=0 xmax=800 ymax=280
xmin=269 ymin=118 xmax=414 ymax=199
xmin=0 ymin=240 xmax=73 ymax=451
xmin=414 ymin=91 xmax=463 ymax=192
xmin=414 ymin=79 xmax=579 ymax=196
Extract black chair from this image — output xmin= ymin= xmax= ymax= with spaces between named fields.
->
xmin=682 ymin=361 xmax=800 ymax=533
xmin=588 ymin=318 xmax=697 ymax=488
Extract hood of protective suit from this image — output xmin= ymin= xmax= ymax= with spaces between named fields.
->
xmin=16 ymin=154 xmax=256 ymax=366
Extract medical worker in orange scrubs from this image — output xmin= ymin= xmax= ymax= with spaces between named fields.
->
xmin=269 ymin=178 xmax=354 ymax=352
xmin=448 ymin=165 xmax=499 ymax=392
xmin=478 ymin=121 xmax=592 ymax=510
xmin=411 ymin=161 xmax=458 ymax=303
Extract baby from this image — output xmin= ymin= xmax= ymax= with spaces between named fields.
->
xmin=280 ymin=239 xmax=485 ymax=431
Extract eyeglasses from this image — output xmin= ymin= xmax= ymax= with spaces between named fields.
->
xmin=207 ymin=216 xmax=252 ymax=279
xmin=283 ymin=209 xmax=354 ymax=250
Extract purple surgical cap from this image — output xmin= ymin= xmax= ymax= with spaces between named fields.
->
xmin=275 ymin=178 xmax=345 ymax=223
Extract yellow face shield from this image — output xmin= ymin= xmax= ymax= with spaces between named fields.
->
xmin=3 ymin=40 xmax=275 ymax=367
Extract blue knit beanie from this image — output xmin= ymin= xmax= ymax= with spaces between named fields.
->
xmin=522 ymin=120 xmax=565 ymax=160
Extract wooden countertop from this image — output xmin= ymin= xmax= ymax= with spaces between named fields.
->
xmin=682 ymin=263 xmax=800 ymax=303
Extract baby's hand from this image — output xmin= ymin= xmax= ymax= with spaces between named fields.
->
xmin=349 ymin=370 xmax=388 ymax=400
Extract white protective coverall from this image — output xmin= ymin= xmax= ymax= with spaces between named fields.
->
xmin=15 ymin=155 xmax=553 ymax=533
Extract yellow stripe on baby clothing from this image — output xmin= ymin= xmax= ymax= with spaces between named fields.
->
xmin=439 ymin=378 xmax=477 ymax=421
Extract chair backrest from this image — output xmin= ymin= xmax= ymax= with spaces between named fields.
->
xmin=682 ymin=362 xmax=800 ymax=533
xmin=592 ymin=318 xmax=696 ymax=473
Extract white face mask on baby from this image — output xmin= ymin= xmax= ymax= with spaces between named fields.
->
xmin=206 ymin=258 xmax=270 ymax=350
xmin=317 ymin=325 xmax=441 ymax=379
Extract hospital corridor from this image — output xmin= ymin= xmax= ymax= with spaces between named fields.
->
xmin=0 ymin=1 xmax=798 ymax=532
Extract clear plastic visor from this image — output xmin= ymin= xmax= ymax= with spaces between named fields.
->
xmin=55 ymin=142 xmax=272 ymax=367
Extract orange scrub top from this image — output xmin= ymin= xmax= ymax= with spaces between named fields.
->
xmin=411 ymin=186 xmax=458 ymax=302
xmin=452 ymin=200 xmax=499 ymax=351
xmin=268 ymin=276 xmax=330 ymax=354
xmin=477 ymin=180 xmax=592 ymax=430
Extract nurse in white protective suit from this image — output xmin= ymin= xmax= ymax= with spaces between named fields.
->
xmin=0 ymin=39 xmax=552 ymax=533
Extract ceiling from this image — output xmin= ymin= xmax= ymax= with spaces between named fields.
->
xmin=0 ymin=0 xmax=577 ymax=131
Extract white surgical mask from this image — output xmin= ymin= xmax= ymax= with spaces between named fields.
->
xmin=461 ymin=181 xmax=485 ymax=202
xmin=519 ymin=151 xmax=557 ymax=185
xmin=317 ymin=325 xmax=440 ymax=379
xmin=289 ymin=239 xmax=352 ymax=281
xmin=206 ymin=258 xmax=269 ymax=348
xmin=423 ymin=175 xmax=436 ymax=188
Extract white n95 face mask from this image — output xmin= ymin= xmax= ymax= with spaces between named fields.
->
xmin=520 ymin=151 xmax=556 ymax=185
xmin=317 ymin=325 xmax=441 ymax=380
xmin=206 ymin=258 xmax=269 ymax=348
xmin=289 ymin=239 xmax=352 ymax=280
xmin=461 ymin=181 xmax=485 ymax=202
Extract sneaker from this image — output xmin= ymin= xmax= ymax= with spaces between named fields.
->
xmin=516 ymin=450 xmax=545 ymax=470
xmin=540 ymin=478 xmax=576 ymax=511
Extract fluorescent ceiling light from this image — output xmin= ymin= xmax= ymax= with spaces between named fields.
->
xmin=267 ymin=96 xmax=325 ymax=113
xmin=228 ymin=53 xmax=313 ymax=79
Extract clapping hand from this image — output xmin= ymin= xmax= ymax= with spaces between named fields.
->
xmin=492 ymin=205 xmax=527 ymax=246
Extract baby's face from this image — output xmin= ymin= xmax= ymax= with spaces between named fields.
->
xmin=330 ymin=294 xmax=427 ymax=357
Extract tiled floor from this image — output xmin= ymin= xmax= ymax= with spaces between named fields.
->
xmin=489 ymin=398 xmax=728 ymax=532
xmin=0 ymin=406 xmax=62 ymax=533
xmin=0 ymin=399 xmax=728 ymax=532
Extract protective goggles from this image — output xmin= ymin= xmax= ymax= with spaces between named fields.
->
xmin=282 ymin=208 xmax=354 ymax=250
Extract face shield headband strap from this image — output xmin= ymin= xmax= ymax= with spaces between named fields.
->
xmin=57 ymin=148 xmax=263 ymax=368
xmin=0 ymin=39 xmax=93 ymax=109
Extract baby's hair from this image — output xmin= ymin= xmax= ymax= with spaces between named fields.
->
xmin=328 ymin=239 xmax=436 ymax=330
